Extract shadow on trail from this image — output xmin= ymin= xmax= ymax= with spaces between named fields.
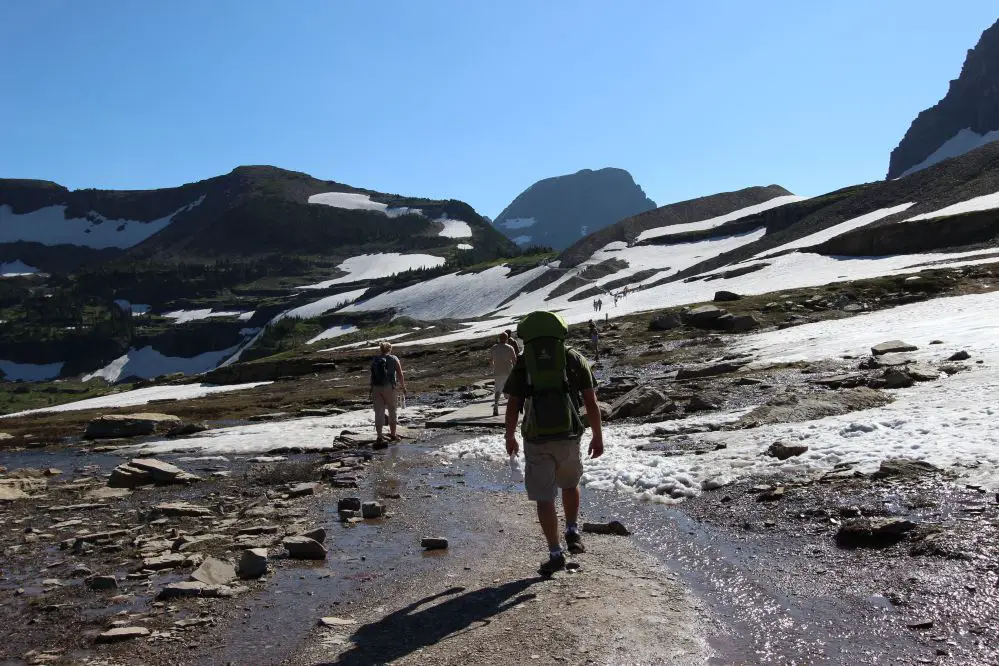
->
xmin=315 ymin=578 xmax=542 ymax=665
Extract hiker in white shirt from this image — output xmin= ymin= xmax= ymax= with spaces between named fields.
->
xmin=489 ymin=332 xmax=518 ymax=416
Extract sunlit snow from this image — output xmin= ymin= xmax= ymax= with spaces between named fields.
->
xmin=0 ymin=360 xmax=63 ymax=382
xmin=0 ymin=195 xmax=205 ymax=249
xmin=0 ymin=260 xmax=39 ymax=276
xmin=307 ymin=192 xmax=420 ymax=218
xmin=298 ymin=253 xmax=446 ymax=290
xmin=307 ymin=324 xmax=358 ymax=345
xmin=636 ymin=195 xmax=806 ymax=242
xmin=281 ymin=288 xmax=368 ymax=320
xmin=899 ymin=127 xmax=999 ymax=178
xmin=2 ymin=382 xmax=272 ymax=418
xmin=754 ymin=203 xmax=915 ymax=258
xmin=902 ymin=190 xmax=999 ymax=222
xmin=162 ymin=309 xmax=249 ymax=324
xmin=437 ymin=218 xmax=472 ymax=238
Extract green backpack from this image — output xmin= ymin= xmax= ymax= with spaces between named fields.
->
xmin=516 ymin=311 xmax=585 ymax=440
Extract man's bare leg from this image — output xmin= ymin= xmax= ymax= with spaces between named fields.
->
xmin=536 ymin=500 xmax=561 ymax=550
xmin=561 ymin=486 xmax=580 ymax=527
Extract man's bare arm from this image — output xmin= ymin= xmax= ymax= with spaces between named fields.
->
xmin=581 ymin=388 xmax=604 ymax=458
xmin=505 ymin=396 xmax=521 ymax=456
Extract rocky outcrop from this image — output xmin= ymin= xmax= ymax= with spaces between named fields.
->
xmin=108 ymin=459 xmax=201 ymax=488
xmin=495 ymin=168 xmax=656 ymax=250
xmin=888 ymin=19 xmax=999 ymax=178
xmin=84 ymin=413 xmax=182 ymax=440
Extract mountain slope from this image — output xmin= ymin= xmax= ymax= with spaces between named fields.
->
xmin=888 ymin=18 xmax=999 ymax=179
xmin=0 ymin=166 xmax=518 ymax=272
xmin=559 ymin=185 xmax=794 ymax=267
xmin=493 ymin=168 xmax=656 ymax=250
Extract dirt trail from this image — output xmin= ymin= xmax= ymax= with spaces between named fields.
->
xmin=290 ymin=443 xmax=710 ymax=666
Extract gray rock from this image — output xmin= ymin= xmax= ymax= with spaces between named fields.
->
xmin=191 ymin=557 xmax=236 ymax=586
xmin=421 ymin=537 xmax=449 ymax=550
xmin=283 ymin=536 xmax=327 ymax=560
xmin=686 ymin=395 xmax=719 ymax=412
xmin=287 ymin=482 xmax=319 ymax=499
xmin=872 ymin=459 xmax=938 ymax=479
xmin=0 ymin=485 xmax=28 ymax=501
xmin=165 ymin=422 xmax=208 ymax=438
xmin=767 ymin=440 xmax=809 ymax=460
xmin=109 ymin=458 xmax=201 ymax=488
xmin=582 ymin=521 xmax=631 ymax=536
xmin=142 ymin=552 xmax=191 ymax=571
xmin=337 ymin=497 xmax=362 ymax=512
xmin=675 ymin=361 xmax=747 ymax=380
xmin=338 ymin=509 xmax=360 ymax=521
xmin=152 ymin=502 xmax=212 ymax=518
xmin=361 ymin=502 xmax=384 ymax=519
xmin=86 ymin=575 xmax=118 ymax=591
xmin=683 ymin=305 xmax=727 ymax=328
xmin=95 ymin=626 xmax=150 ymax=643
xmin=301 ymin=527 xmax=327 ymax=543
xmin=836 ymin=518 xmax=917 ymax=548
xmin=907 ymin=364 xmax=941 ymax=382
xmin=70 ymin=565 xmax=94 ymax=578
xmin=738 ymin=387 xmax=889 ymax=428
xmin=948 ymin=350 xmax=971 ymax=361
xmin=713 ymin=290 xmax=742 ymax=302
xmin=717 ymin=314 xmax=759 ymax=333
xmin=871 ymin=340 xmax=918 ymax=356
xmin=84 ymin=413 xmax=182 ymax=440
xmin=173 ymin=533 xmax=226 ymax=552
xmin=237 ymin=548 xmax=269 ymax=579
xmin=236 ymin=524 xmax=280 ymax=536
xmin=648 ymin=313 xmax=682 ymax=331
xmin=157 ymin=581 xmax=240 ymax=600
xmin=607 ymin=385 xmax=668 ymax=420
xmin=881 ymin=369 xmax=914 ymax=389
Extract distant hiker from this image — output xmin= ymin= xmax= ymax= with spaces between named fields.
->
xmin=503 ymin=311 xmax=604 ymax=576
xmin=370 ymin=341 xmax=405 ymax=448
xmin=613 ymin=292 xmax=620 ymax=307
xmin=592 ymin=298 xmax=599 ymax=312
xmin=505 ymin=328 xmax=521 ymax=356
xmin=489 ymin=332 xmax=518 ymax=417
xmin=589 ymin=320 xmax=600 ymax=361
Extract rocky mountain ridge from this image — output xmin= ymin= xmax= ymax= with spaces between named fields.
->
xmin=888 ymin=18 xmax=999 ymax=179
xmin=493 ymin=167 xmax=656 ymax=250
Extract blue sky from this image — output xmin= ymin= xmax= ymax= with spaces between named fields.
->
xmin=2 ymin=1 xmax=997 ymax=218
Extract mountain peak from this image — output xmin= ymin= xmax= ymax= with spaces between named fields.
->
xmin=887 ymin=18 xmax=999 ymax=179
xmin=494 ymin=167 xmax=655 ymax=250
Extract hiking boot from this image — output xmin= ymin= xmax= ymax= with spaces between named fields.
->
xmin=566 ymin=530 xmax=585 ymax=554
xmin=373 ymin=437 xmax=388 ymax=450
xmin=538 ymin=551 xmax=566 ymax=577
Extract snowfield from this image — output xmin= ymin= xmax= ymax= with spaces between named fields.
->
xmin=899 ymin=127 xmax=999 ymax=178
xmin=902 ymin=190 xmax=999 ymax=222
xmin=499 ymin=217 xmax=537 ymax=229
xmin=441 ymin=289 xmax=999 ymax=501
xmin=281 ymin=288 xmax=368 ymax=319
xmin=0 ymin=260 xmax=40 ymax=276
xmin=2 ymin=381 xmax=272 ymax=418
xmin=636 ymin=195 xmax=806 ymax=242
xmin=307 ymin=192 xmax=420 ymax=218
xmin=298 ymin=253 xmax=446 ymax=290
xmin=0 ymin=360 xmax=63 ymax=381
xmin=82 ymin=345 xmax=243 ymax=383
xmin=437 ymin=218 xmax=472 ymax=238
xmin=754 ymin=203 xmax=915 ymax=258
xmin=162 ymin=309 xmax=249 ymax=324
xmin=307 ymin=324 xmax=358 ymax=345
xmin=0 ymin=195 xmax=205 ymax=249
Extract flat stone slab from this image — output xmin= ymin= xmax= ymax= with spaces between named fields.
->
xmin=96 ymin=626 xmax=150 ymax=643
xmin=425 ymin=400 xmax=506 ymax=428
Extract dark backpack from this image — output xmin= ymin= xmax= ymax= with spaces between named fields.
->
xmin=516 ymin=311 xmax=585 ymax=439
xmin=370 ymin=355 xmax=394 ymax=387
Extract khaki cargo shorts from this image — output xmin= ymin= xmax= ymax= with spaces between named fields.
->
xmin=523 ymin=437 xmax=583 ymax=502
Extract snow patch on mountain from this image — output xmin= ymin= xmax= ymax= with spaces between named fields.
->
xmin=902 ymin=190 xmax=999 ymax=222
xmin=83 ymin=345 xmax=242 ymax=383
xmin=0 ymin=360 xmax=63 ymax=381
xmin=3 ymin=382 xmax=272 ymax=418
xmin=511 ymin=235 xmax=532 ymax=245
xmin=636 ymin=195 xmax=806 ymax=242
xmin=499 ymin=217 xmax=537 ymax=230
xmin=0 ymin=260 xmax=39 ymax=276
xmin=437 ymin=218 xmax=472 ymax=238
xmin=281 ymin=288 xmax=368 ymax=320
xmin=0 ymin=195 xmax=205 ymax=249
xmin=162 ymin=309 xmax=249 ymax=324
xmin=298 ymin=253 xmax=447 ymax=290
xmin=900 ymin=128 xmax=999 ymax=178
xmin=307 ymin=325 xmax=358 ymax=345
xmin=755 ymin=203 xmax=916 ymax=258
xmin=307 ymin=192 xmax=420 ymax=218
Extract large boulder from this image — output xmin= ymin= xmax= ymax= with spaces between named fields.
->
xmin=716 ymin=313 xmax=760 ymax=333
xmin=607 ymin=385 xmax=669 ymax=420
xmin=84 ymin=413 xmax=182 ymax=440
xmin=648 ymin=313 xmax=682 ymax=331
xmin=835 ymin=518 xmax=917 ymax=548
xmin=683 ymin=305 xmax=727 ymax=329
xmin=237 ymin=548 xmax=269 ymax=579
xmin=675 ymin=361 xmax=746 ymax=380
xmin=191 ymin=557 xmax=237 ymax=586
xmin=871 ymin=340 xmax=918 ymax=356
xmin=108 ymin=458 xmax=200 ymax=488
xmin=713 ymin=290 xmax=742 ymax=302
xmin=283 ymin=536 xmax=328 ymax=560
xmin=767 ymin=440 xmax=809 ymax=460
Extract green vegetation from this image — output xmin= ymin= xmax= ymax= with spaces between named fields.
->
xmin=0 ymin=380 xmax=117 ymax=416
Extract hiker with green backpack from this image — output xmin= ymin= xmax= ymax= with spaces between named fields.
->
xmin=503 ymin=311 xmax=605 ymax=577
